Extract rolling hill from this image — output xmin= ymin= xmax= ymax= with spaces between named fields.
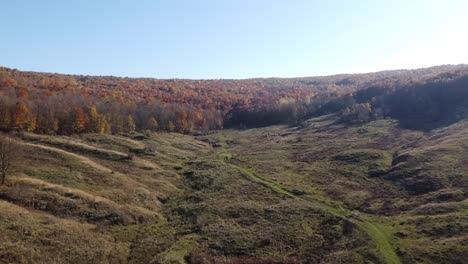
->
xmin=1 ymin=65 xmax=468 ymax=264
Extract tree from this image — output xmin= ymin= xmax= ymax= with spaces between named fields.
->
xmin=13 ymin=102 xmax=30 ymax=129
xmin=0 ymin=108 xmax=11 ymax=131
xmin=25 ymin=116 xmax=37 ymax=132
xmin=72 ymin=108 xmax=89 ymax=133
xmin=125 ymin=115 xmax=136 ymax=132
xmin=340 ymin=103 xmax=373 ymax=124
xmin=175 ymin=111 xmax=188 ymax=132
xmin=88 ymin=105 xmax=100 ymax=132
xmin=0 ymin=135 xmax=21 ymax=185
xmin=167 ymin=121 xmax=175 ymax=132
xmin=147 ymin=117 xmax=159 ymax=130
xmin=97 ymin=115 xmax=111 ymax=134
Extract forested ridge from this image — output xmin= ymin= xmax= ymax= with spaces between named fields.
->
xmin=1 ymin=65 xmax=467 ymax=134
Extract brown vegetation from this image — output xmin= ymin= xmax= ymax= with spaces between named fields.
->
xmin=0 ymin=135 xmax=21 ymax=185
xmin=1 ymin=65 xmax=467 ymax=134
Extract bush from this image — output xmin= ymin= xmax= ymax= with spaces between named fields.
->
xmin=340 ymin=103 xmax=373 ymax=124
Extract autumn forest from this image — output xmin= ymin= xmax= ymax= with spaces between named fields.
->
xmin=1 ymin=65 xmax=468 ymax=135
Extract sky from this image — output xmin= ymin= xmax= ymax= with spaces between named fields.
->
xmin=1 ymin=0 xmax=468 ymax=79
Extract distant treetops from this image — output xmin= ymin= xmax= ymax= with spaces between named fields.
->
xmin=0 ymin=65 xmax=467 ymax=134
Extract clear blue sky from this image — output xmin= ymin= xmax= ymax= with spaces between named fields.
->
xmin=1 ymin=0 xmax=467 ymax=79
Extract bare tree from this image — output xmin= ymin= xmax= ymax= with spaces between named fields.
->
xmin=0 ymin=135 xmax=21 ymax=185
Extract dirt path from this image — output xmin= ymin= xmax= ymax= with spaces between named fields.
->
xmin=133 ymin=156 xmax=162 ymax=170
xmin=219 ymin=150 xmax=401 ymax=264
xmin=22 ymin=142 xmax=113 ymax=173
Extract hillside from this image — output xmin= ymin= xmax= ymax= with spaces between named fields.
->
xmin=1 ymin=66 xmax=468 ymax=263
xmin=1 ymin=65 xmax=468 ymax=134
xmin=1 ymin=114 xmax=468 ymax=263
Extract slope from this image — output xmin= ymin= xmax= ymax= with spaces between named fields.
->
xmin=1 ymin=113 xmax=468 ymax=263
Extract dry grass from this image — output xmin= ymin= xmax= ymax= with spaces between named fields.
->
xmin=0 ymin=177 xmax=162 ymax=225
xmin=0 ymin=200 xmax=129 ymax=264
xmin=1 ymin=118 xmax=468 ymax=263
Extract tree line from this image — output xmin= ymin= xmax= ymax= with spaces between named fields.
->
xmin=328 ymin=72 xmax=468 ymax=129
xmin=0 ymin=88 xmax=223 ymax=134
xmin=1 ymin=66 xmax=468 ymax=134
xmin=225 ymin=68 xmax=468 ymax=130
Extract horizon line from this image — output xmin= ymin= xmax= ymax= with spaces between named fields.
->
xmin=2 ymin=63 xmax=467 ymax=81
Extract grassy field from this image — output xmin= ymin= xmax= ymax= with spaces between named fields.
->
xmin=1 ymin=115 xmax=467 ymax=263
xmin=197 ymin=115 xmax=468 ymax=263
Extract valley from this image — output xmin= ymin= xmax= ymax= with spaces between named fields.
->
xmin=3 ymin=1 xmax=468 ymax=263
xmin=1 ymin=113 xmax=467 ymax=263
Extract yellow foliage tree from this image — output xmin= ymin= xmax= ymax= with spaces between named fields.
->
xmin=126 ymin=115 xmax=136 ymax=132
xmin=13 ymin=102 xmax=29 ymax=129
xmin=147 ymin=117 xmax=159 ymax=131
xmin=167 ymin=121 xmax=175 ymax=132
xmin=89 ymin=105 xmax=100 ymax=132
xmin=25 ymin=116 xmax=37 ymax=132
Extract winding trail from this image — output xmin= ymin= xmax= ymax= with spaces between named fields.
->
xmin=218 ymin=150 xmax=401 ymax=264
xmin=22 ymin=142 xmax=113 ymax=173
